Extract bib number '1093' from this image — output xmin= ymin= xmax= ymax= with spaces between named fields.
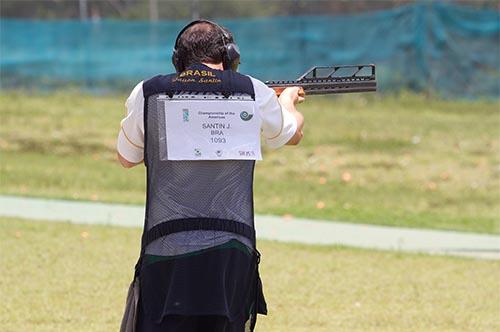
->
xmin=164 ymin=98 xmax=262 ymax=160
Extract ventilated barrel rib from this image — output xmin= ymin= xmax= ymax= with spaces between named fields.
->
xmin=265 ymin=64 xmax=377 ymax=96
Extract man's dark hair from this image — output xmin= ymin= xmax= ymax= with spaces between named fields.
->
xmin=176 ymin=22 xmax=234 ymax=69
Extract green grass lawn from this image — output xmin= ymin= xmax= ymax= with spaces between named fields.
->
xmin=0 ymin=92 xmax=499 ymax=233
xmin=1 ymin=217 xmax=499 ymax=332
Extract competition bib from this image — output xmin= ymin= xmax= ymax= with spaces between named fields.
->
xmin=163 ymin=96 xmax=262 ymax=160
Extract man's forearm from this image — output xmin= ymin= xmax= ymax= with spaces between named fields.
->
xmin=279 ymin=100 xmax=304 ymax=145
xmin=277 ymin=87 xmax=305 ymax=146
xmin=117 ymin=151 xmax=141 ymax=168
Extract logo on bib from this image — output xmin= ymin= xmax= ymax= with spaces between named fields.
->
xmin=182 ymin=109 xmax=189 ymax=122
xmin=240 ymin=111 xmax=253 ymax=121
xmin=194 ymin=148 xmax=201 ymax=157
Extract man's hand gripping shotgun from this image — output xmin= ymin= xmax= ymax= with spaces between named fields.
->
xmin=265 ymin=64 xmax=377 ymax=97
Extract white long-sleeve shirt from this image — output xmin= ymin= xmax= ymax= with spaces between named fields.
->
xmin=117 ymin=76 xmax=297 ymax=163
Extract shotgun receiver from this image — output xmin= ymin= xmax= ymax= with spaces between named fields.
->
xmin=265 ymin=64 xmax=376 ymax=96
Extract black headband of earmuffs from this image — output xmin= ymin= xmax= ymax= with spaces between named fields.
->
xmin=172 ymin=19 xmax=241 ymax=73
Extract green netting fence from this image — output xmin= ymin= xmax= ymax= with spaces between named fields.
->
xmin=1 ymin=3 xmax=498 ymax=97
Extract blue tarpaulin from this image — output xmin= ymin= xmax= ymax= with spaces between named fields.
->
xmin=1 ymin=3 xmax=499 ymax=97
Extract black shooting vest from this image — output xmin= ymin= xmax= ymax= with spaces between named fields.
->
xmin=135 ymin=64 xmax=266 ymax=327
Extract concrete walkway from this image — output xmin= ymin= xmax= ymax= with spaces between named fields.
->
xmin=1 ymin=195 xmax=499 ymax=260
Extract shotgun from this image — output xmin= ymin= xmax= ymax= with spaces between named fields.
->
xmin=265 ymin=64 xmax=376 ymax=96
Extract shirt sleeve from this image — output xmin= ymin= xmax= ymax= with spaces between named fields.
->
xmin=117 ymin=81 xmax=145 ymax=163
xmin=249 ymin=76 xmax=298 ymax=149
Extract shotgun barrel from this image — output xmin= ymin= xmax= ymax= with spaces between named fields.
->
xmin=265 ymin=64 xmax=377 ymax=96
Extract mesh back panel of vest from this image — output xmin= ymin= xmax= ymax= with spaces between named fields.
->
xmin=145 ymin=93 xmax=256 ymax=256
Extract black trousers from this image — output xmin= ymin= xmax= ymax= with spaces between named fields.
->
xmin=135 ymin=241 xmax=265 ymax=332
xmin=136 ymin=295 xmax=251 ymax=332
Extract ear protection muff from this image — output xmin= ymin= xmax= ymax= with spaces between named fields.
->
xmin=172 ymin=19 xmax=240 ymax=73
xmin=224 ymin=42 xmax=240 ymax=72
